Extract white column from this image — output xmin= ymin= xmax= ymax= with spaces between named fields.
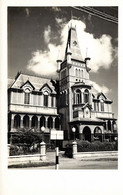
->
xmin=29 ymin=115 xmax=32 ymax=129
xmin=106 ymin=120 xmax=108 ymax=131
xmin=37 ymin=116 xmax=40 ymax=130
xmin=11 ymin=114 xmax=15 ymax=131
xmin=11 ymin=91 xmax=13 ymax=103
xmin=49 ymin=96 xmax=51 ymax=107
xmin=45 ymin=116 xmax=48 ymax=129
xmin=110 ymin=120 xmax=113 ymax=133
xmin=53 ymin=117 xmax=55 ymax=129
xmin=20 ymin=114 xmax=24 ymax=129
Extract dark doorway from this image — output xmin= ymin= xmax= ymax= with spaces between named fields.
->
xmin=83 ymin=126 xmax=91 ymax=142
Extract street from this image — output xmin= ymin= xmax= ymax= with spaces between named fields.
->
xmin=21 ymin=152 xmax=118 ymax=170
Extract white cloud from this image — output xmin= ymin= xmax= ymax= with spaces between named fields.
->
xmin=27 ymin=50 xmax=56 ymax=76
xmin=27 ymin=19 xmax=117 ymax=76
xmin=90 ymin=80 xmax=111 ymax=95
xmin=44 ymin=25 xmax=51 ymax=44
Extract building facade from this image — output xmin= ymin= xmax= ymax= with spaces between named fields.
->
xmin=8 ymin=23 xmax=117 ymax=144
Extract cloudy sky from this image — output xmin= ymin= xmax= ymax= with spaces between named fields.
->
xmin=8 ymin=7 xmax=118 ymax=118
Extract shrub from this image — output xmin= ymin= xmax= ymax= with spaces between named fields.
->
xmin=64 ymin=141 xmax=118 ymax=157
xmin=64 ymin=144 xmax=73 ymax=158
xmin=10 ymin=144 xmax=40 ymax=156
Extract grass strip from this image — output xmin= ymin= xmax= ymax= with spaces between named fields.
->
xmin=8 ymin=161 xmax=55 ymax=168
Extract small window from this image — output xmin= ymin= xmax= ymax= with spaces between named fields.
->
xmin=76 ymin=89 xmax=81 ymax=104
xmin=51 ymin=96 xmax=54 ymax=107
xmin=43 ymin=91 xmax=49 ymax=107
xmin=24 ymin=88 xmax=30 ymax=104
xmin=44 ymin=95 xmax=48 ymax=106
xmin=84 ymin=89 xmax=89 ymax=103
xmin=97 ymin=102 xmax=99 ymax=111
xmin=101 ymin=100 xmax=104 ymax=111
xmin=94 ymin=102 xmax=96 ymax=111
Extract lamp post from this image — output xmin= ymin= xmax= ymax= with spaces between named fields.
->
xmin=72 ymin=127 xmax=76 ymax=141
xmin=40 ymin=126 xmax=46 ymax=160
xmin=72 ymin=127 xmax=77 ymax=158
xmin=41 ymin=126 xmax=45 ymax=142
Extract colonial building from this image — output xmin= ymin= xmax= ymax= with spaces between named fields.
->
xmin=8 ymin=73 xmax=61 ymax=143
xmin=8 ymin=22 xmax=117 ymax=144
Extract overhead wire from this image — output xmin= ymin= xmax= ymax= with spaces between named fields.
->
xmin=83 ymin=6 xmax=118 ymax=21
xmin=72 ymin=6 xmax=118 ymax=24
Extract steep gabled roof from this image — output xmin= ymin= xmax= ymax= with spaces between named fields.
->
xmin=8 ymin=72 xmax=56 ymax=93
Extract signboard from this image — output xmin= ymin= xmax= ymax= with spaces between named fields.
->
xmin=50 ymin=130 xmax=64 ymax=140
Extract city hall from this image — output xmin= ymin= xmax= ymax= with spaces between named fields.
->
xmin=8 ymin=20 xmax=118 ymax=144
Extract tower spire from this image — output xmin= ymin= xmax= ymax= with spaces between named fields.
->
xmin=64 ymin=23 xmax=83 ymax=62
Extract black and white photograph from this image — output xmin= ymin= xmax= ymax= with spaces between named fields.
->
xmin=0 ymin=1 xmax=122 ymax=195
xmin=7 ymin=6 xmax=118 ymax=169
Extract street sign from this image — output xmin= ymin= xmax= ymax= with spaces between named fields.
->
xmin=50 ymin=130 xmax=64 ymax=140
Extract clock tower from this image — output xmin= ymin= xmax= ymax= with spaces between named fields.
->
xmin=57 ymin=23 xmax=92 ymax=139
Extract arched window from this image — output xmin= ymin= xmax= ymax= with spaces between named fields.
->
xmin=55 ymin=117 xmax=60 ymax=130
xmin=31 ymin=115 xmax=38 ymax=129
xmin=43 ymin=91 xmax=49 ymax=107
xmin=94 ymin=127 xmax=102 ymax=136
xmin=48 ymin=116 xmax=53 ymax=129
xmin=23 ymin=115 xmax=29 ymax=128
xmin=76 ymin=89 xmax=81 ymax=104
xmin=14 ymin=114 xmax=20 ymax=128
xmin=108 ymin=120 xmax=111 ymax=131
xmin=24 ymin=88 xmax=30 ymax=104
xmin=40 ymin=116 xmax=46 ymax=128
xmin=84 ymin=89 xmax=89 ymax=103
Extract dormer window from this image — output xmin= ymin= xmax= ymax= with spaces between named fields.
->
xmin=43 ymin=91 xmax=49 ymax=107
xmin=100 ymin=100 xmax=104 ymax=111
xmin=24 ymin=88 xmax=31 ymax=104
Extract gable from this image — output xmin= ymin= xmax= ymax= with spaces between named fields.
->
xmin=20 ymin=80 xmax=35 ymax=92
xmin=97 ymin=92 xmax=107 ymax=100
xmin=40 ymin=83 xmax=52 ymax=94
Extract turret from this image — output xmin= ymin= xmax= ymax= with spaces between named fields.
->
xmin=85 ymin=57 xmax=91 ymax=72
xmin=56 ymin=52 xmax=62 ymax=73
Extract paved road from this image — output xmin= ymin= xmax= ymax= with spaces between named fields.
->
xmin=26 ymin=152 xmax=118 ymax=170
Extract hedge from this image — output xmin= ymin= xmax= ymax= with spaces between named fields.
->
xmin=64 ymin=141 xmax=118 ymax=158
